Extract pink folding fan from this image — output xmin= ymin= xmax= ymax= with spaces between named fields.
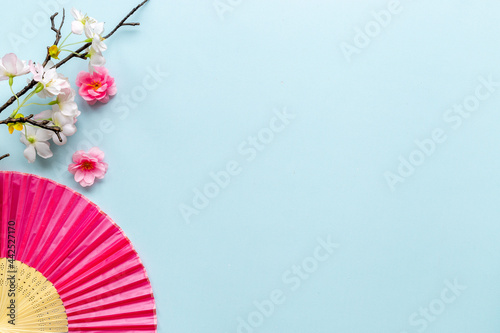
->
xmin=0 ymin=171 xmax=157 ymax=332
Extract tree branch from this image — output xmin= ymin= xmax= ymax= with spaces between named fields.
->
xmin=0 ymin=114 xmax=62 ymax=142
xmin=43 ymin=8 xmax=66 ymax=67
xmin=0 ymin=154 xmax=9 ymax=161
xmin=0 ymin=10 xmax=67 ymax=114
xmin=0 ymin=0 xmax=149 ymax=115
xmin=104 ymin=0 xmax=148 ymax=39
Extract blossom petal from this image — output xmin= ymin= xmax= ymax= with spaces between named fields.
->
xmin=98 ymin=95 xmax=110 ymax=103
xmin=76 ymin=71 xmax=91 ymax=86
xmin=53 ymin=133 xmax=67 ymax=146
xmin=35 ymin=128 xmax=53 ymax=141
xmin=71 ymin=8 xmax=83 ymax=20
xmin=68 ymin=163 xmax=79 ymax=174
xmin=2 ymin=53 xmax=18 ymax=74
xmin=20 ymin=133 xmax=29 ymax=145
xmin=107 ymin=83 xmax=117 ymax=96
xmin=71 ymin=21 xmax=84 ymax=35
xmin=83 ymin=171 xmax=95 ymax=185
xmin=34 ymin=142 xmax=53 ymax=159
xmin=71 ymin=150 xmax=85 ymax=163
xmin=23 ymin=145 xmax=36 ymax=163
xmin=34 ymin=109 xmax=53 ymax=120
xmin=89 ymin=147 xmax=105 ymax=160
xmin=74 ymin=169 xmax=85 ymax=182
xmin=62 ymin=124 xmax=77 ymax=136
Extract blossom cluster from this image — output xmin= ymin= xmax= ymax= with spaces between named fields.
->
xmin=70 ymin=8 xmax=107 ymax=72
xmin=0 ymin=8 xmax=117 ymax=165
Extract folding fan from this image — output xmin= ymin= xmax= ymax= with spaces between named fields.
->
xmin=0 ymin=171 xmax=157 ymax=332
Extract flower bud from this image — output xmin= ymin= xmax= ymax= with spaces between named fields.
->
xmin=34 ymin=83 xmax=44 ymax=93
xmin=49 ymin=45 xmax=61 ymax=59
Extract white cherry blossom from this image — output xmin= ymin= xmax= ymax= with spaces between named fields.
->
xmin=71 ymin=8 xmax=96 ymax=35
xmin=20 ymin=126 xmax=53 ymax=163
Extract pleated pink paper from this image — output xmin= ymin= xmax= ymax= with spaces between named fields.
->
xmin=0 ymin=171 xmax=157 ymax=332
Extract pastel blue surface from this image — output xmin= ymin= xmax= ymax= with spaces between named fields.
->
xmin=1 ymin=0 xmax=500 ymax=332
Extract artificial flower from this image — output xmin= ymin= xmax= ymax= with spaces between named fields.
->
xmin=76 ymin=67 xmax=117 ymax=105
xmin=53 ymin=88 xmax=79 ymax=117
xmin=34 ymin=110 xmax=77 ymax=145
xmin=7 ymin=113 xmax=24 ymax=134
xmin=39 ymin=71 xmax=71 ymax=98
xmin=68 ymin=147 xmax=108 ymax=187
xmin=20 ymin=126 xmax=53 ymax=163
xmin=87 ymin=46 xmax=106 ymax=72
xmin=0 ymin=53 xmax=30 ymax=81
xmin=30 ymin=61 xmax=71 ymax=98
xmin=71 ymin=8 xmax=96 ymax=35
xmin=84 ymin=22 xmax=107 ymax=52
xmin=29 ymin=61 xmax=46 ymax=82
xmin=49 ymin=45 xmax=61 ymax=59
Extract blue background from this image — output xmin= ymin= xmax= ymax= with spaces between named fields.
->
xmin=1 ymin=0 xmax=500 ymax=332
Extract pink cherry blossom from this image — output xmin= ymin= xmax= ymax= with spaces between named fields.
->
xmin=68 ymin=147 xmax=108 ymax=187
xmin=0 ymin=53 xmax=30 ymax=81
xmin=75 ymin=67 xmax=117 ymax=105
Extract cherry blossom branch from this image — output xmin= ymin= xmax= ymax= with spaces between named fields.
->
xmin=55 ymin=0 xmax=148 ymax=65
xmin=0 ymin=114 xmax=62 ymax=142
xmin=0 ymin=0 xmax=149 ymax=115
xmin=0 ymin=154 xmax=9 ymax=161
xmin=0 ymin=10 xmax=68 ymax=117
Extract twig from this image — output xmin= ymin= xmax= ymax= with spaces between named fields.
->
xmin=51 ymin=9 xmax=65 ymax=41
xmin=55 ymin=0 xmax=148 ymax=65
xmin=43 ymin=8 xmax=66 ymax=67
xmin=104 ymin=0 xmax=148 ymax=39
xmin=0 ymin=0 xmax=149 ymax=114
xmin=2 ymin=81 xmax=38 ymax=111
xmin=0 ymin=154 xmax=9 ymax=161
xmin=0 ymin=114 xmax=62 ymax=142
xmin=0 ymin=10 xmax=67 ymax=113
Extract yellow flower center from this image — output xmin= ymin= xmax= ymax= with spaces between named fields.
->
xmin=80 ymin=15 xmax=94 ymax=25
xmin=49 ymin=45 xmax=60 ymax=59
xmin=88 ymin=81 xmax=102 ymax=91
xmin=81 ymin=161 xmax=95 ymax=170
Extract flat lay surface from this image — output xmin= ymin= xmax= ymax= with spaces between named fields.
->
xmin=1 ymin=0 xmax=500 ymax=332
